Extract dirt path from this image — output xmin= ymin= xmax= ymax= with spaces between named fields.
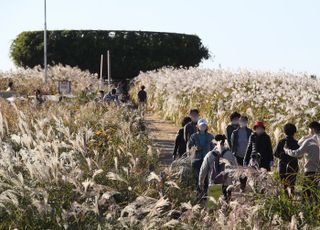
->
xmin=144 ymin=113 xmax=178 ymax=166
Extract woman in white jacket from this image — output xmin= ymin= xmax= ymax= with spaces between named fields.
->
xmin=199 ymin=134 xmax=237 ymax=201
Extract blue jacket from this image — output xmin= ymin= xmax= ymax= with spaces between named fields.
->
xmin=188 ymin=132 xmax=214 ymax=163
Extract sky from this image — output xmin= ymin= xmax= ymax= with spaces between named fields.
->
xmin=1 ymin=0 xmax=320 ymax=75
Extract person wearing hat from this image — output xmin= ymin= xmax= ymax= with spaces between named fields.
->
xmin=188 ymin=118 xmax=214 ymax=193
xmin=284 ymin=121 xmax=320 ymax=202
xmin=274 ymin=123 xmax=299 ymax=197
xmin=244 ymin=121 xmax=274 ymax=171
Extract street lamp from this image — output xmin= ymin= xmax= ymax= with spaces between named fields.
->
xmin=44 ymin=0 xmax=48 ymax=82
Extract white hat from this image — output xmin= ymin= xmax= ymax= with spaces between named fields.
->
xmin=197 ymin=118 xmax=208 ymax=127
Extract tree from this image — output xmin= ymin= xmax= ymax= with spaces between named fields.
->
xmin=10 ymin=30 xmax=210 ymax=80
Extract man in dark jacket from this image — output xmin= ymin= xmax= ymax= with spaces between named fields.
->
xmin=244 ymin=121 xmax=274 ymax=171
xmin=138 ymin=85 xmax=147 ymax=102
xmin=138 ymin=86 xmax=147 ymax=116
xmin=274 ymin=123 xmax=299 ymax=196
xmin=173 ymin=117 xmax=192 ymax=159
xmin=184 ymin=109 xmax=200 ymax=143
xmin=226 ymin=112 xmax=241 ymax=148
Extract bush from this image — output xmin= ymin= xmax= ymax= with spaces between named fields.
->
xmin=10 ymin=30 xmax=210 ymax=80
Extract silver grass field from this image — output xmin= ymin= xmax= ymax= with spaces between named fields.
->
xmin=0 ymin=65 xmax=319 ymax=229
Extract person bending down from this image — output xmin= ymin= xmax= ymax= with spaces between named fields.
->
xmin=199 ymin=134 xmax=237 ymax=202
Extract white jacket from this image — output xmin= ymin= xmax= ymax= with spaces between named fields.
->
xmin=199 ymin=145 xmax=237 ymax=188
xmin=286 ymin=134 xmax=320 ymax=173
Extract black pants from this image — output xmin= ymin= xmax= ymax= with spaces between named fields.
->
xmin=236 ymin=156 xmax=247 ymax=190
xmin=259 ymin=161 xmax=271 ymax=172
xmin=192 ymin=159 xmax=208 ymax=203
xmin=303 ymin=172 xmax=319 ymax=202
xmin=279 ymin=160 xmax=298 ymax=195
xmin=222 ymin=185 xmax=232 ymax=201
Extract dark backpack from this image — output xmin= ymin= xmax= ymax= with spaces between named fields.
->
xmin=211 ymin=149 xmax=228 ymax=184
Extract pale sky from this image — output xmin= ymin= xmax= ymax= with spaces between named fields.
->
xmin=1 ymin=0 xmax=320 ymax=75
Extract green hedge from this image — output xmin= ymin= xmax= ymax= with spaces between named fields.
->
xmin=10 ymin=30 xmax=210 ymax=80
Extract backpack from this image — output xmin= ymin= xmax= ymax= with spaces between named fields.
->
xmin=211 ymin=149 xmax=228 ymax=184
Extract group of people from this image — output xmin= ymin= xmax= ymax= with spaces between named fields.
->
xmin=3 ymin=81 xmax=46 ymax=105
xmin=97 ymin=88 xmax=120 ymax=105
xmin=173 ymin=110 xmax=320 ymax=202
xmin=96 ymin=81 xmax=130 ymax=105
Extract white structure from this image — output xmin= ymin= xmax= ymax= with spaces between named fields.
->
xmin=99 ymin=51 xmax=112 ymax=86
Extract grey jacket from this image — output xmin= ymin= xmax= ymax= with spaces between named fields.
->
xmin=231 ymin=127 xmax=252 ymax=157
xmin=286 ymin=135 xmax=320 ymax=173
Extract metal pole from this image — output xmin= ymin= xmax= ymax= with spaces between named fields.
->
xmin=44 ymin=0 xmax=48 ymax=83
xmin=100 ymin=54 xmax=104 ymax=85
xmin=107 ymin=50 xmax=111 ymax=85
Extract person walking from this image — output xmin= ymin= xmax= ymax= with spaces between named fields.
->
xmin=244 ymin=121 xmax=274 ymax=171
xmin=184 ymin=109 xmax=200 ymax=144
xmin=188 ymin=119 xmax=214 ymax=193
xmin=231 ymin=116 xmax=252 ymax=191
xmin=199 ymin=134 xmax=237 ymax=202
xmin=226 ymin=112 xmax=241 ymax=148
xmin=104 ymin=88 xmax=120 ymax=105
xmin=138 ymin=86 xmax=147 ymax=116
xmin=274 ymin=123 xmax=299 ymax=197
xmin=173 ymin=116 xmax=192 ymax=159
xmin=284 ymin=121 xmax=320 ymax=202
xmin=231 ymin=116 xmax=253 ymax=165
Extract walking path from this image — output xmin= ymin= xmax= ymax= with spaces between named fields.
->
xmin=144 ymin=113 xmax=177 ymax=166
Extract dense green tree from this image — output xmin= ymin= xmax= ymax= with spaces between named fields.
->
xmin=10 ymin=30 xmax=210 ymax=80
